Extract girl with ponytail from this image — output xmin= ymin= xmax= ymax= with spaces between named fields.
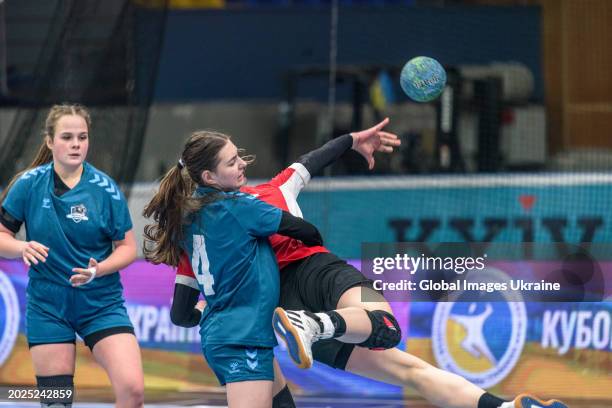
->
xmin=0 ymin=104 xmax=144 ymax=408
xmin=143 ymin=130 xmax=323 ymax=407
xmin=0 ymin=105 xmax=83 ymax=205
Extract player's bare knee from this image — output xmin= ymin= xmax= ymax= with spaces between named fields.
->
xmin=131 ymin=386 xmax=145 ymax=406
xmin=358 ymin=310 xmax=401 ymax=350
xmin=132 ymin=386 xmax=145 ymax=406
xmin=116 ymin=380 xmax=144 ymax=406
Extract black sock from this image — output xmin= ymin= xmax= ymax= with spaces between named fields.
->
xmin=37 ymin=374 xmax=74 ymax=408
xmin=478 ymin=392 xmax=507 ymax=408
xmin=325 ymin=310 xmax=346 ymax=338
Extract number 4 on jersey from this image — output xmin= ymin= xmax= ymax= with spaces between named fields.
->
xmin=192 ymin=234 xmax=215 ymax=296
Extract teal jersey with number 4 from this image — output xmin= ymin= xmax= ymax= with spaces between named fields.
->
xmin=181 ymin=187 xmax=282 ymax=348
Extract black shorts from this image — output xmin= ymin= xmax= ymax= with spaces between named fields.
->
xmin=279 ymin=252 xmax=374 ymax=370
xmin=29 ymin=326 xmax=135 ymax=351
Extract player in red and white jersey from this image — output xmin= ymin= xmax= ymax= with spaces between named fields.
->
xmin=240 ymin=162 xmax=327 ymax=270
xmin=172 ymin=118 xmax=567 ymax=408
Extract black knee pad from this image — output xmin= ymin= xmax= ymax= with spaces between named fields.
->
xmin=358 ymin=310 xmax=401 ymax=350
xmin=36 ymin=375 xmax=74 ymax=407
xmin=273 ymin=384 xmax=296 ymax=408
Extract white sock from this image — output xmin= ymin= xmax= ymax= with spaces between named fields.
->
xmin=313 ymin=312 xmax=335 ymax=339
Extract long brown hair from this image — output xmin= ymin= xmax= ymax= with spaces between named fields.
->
xmin=143 ymin=131 xmax=233 ymax=266
xmin=0 ymin=104 xmax=91 ymax=205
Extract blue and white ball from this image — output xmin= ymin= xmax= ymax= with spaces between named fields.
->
xmin=400 ymin=56 xmax=447 ymax=102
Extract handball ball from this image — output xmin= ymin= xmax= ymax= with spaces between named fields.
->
xmin=400 ymin=56 xmax=447 ymax=102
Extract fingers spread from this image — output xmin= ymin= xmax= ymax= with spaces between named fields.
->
xmin=377 ymin=145 xmax=394 ymax=153
xmin=374 ymin=117 xmax=390 ymax=131
xmin=379 ymin=132 xmax=401 ymax=145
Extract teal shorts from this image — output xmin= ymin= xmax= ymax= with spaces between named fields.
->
xmin=26 ymin=278 xmax=133 ymax=346
xmin=203 ymin=344 xmax=274 ymax=385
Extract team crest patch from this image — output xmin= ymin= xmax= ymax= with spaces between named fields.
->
xmin=66 ymin=204 xmax=89 ymax=223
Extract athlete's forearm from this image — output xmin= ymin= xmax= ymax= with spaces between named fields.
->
xmin=170 ymin=283 xmax=201 ymax=327
xmin=277 ymin=211 xmax=323 ymax=247
xmin=0 ymin=231 xmax=25 ymax=259
xmin=297 ymin=134 xmax=353 ymax=175
xmin=96 ymin=231 xmax=137 ymax=277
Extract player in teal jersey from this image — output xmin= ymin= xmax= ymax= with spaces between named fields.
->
xmin=0 ymin=104 xmax=143 ymax=408
xmin=143 ymin=130 xmax=324 ymax=408
xmin=170 ymin=120 xmax=569 ymax=408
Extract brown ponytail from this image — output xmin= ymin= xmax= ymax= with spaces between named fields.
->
xmin=0 ymin=103 xmax=91 ymax=205
xmin=143 ymin=130 xmax=232 ymax=266
xmin=143 ymin=165 xmax=196 ymax=266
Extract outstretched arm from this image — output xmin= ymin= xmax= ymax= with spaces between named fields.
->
xmin=297 ymin=134 xmax=353 ymax=176
xmin=268 ymin=118 xmax=400 ymax=201
xmin=298 ymin=117 xmax=400 ymax=175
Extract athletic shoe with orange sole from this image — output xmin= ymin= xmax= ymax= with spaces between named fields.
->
xmin=502 ymin=394 xmax=569 ymax=408
xmin=273 ymin=307 xmax=322 ymax=369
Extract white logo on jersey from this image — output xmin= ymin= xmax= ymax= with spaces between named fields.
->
xmin=42 ymin=198 xmax=51 ymax=209
xmin=229 ymin=360 xmax=241 ymax=374
xmin=66 ymin=204 xmax=89 ymax=223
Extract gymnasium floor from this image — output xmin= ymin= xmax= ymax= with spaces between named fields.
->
xmin=0 ymin=392 xmax=608 ymax=408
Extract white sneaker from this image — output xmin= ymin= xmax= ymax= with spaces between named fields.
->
xmin=273 ymin=307 xmax=322 ymax=369
xmin=500 ymin=394 xmax=568 ymax=408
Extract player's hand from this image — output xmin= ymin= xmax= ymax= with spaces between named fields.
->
xmin=21 ymin=241 xmax=49 ymax=266
xmin=195 ymin=300 xmax=207 ymax=312
xmin=350 ymin=117 xmax=401 ymax=170
xmin=71 ymin=257 xmax=98 ymax=287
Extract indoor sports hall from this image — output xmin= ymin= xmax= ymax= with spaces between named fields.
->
xmin=0 ymin=1 xmax=610 ymax=407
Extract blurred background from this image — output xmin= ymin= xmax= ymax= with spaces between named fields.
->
xmin=0 ymin=0 xmax=610 ymax=407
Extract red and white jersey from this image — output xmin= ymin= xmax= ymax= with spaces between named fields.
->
xmin=241 ymin=162 xmax=329 ymax=270
xmin=175 ymin=250 xmax=199 ymax=289
xmin=176 ymin=162 xmax=329 ymax=286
